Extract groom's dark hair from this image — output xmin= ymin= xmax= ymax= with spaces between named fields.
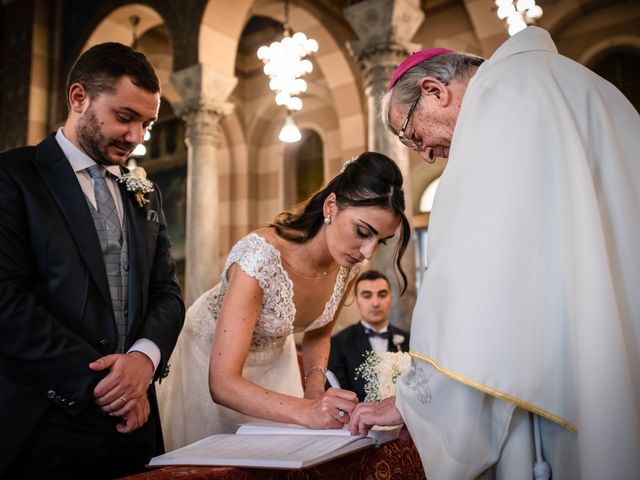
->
xmin=355 ymin=270 xmax=390 ymax=295
xmin=66 ymin=42 xmax=160 ymax=107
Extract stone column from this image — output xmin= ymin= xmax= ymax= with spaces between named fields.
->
xmin=345 ymin=0 xmax=424 ymax=331
xmin=171 ymin=64 xmax=237 ymax=306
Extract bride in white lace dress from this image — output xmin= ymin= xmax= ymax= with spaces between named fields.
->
xmin=157 ymin=152 xmax=412 ymax=450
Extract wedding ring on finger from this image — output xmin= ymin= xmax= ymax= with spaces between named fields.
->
xmin=338 ymin=410 xmax=345 ymax=418
xmin=119 ymin=395 xmax=128 ymax=405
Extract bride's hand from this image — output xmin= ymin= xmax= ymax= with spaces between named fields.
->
xmin=302 ymin=387 xmax=358 ymax=429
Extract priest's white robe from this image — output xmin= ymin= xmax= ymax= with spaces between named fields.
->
xmin=397 ymin=26 xmax=640 ymax=480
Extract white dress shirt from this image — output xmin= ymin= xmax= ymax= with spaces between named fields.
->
xmin=360 ymin=320 xmax=388 ymax=356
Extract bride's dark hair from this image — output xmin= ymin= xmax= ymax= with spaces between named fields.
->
xmin=271 ymin=151 xmax=410 ymax=295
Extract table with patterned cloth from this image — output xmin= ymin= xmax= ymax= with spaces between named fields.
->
xmin=123 ymin=426 xmax=425 ymax=480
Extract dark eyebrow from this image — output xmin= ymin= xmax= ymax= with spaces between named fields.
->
xmin=119 ymin=107 xmax=157 ymax=123
xmin=358 ymin=220 xmax=396 ymax=241
xmin=358 ymin=220 xmax=378 ymax=235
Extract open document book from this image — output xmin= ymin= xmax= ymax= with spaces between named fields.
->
xmin=148 ymin=422 xmax=401 ymax=469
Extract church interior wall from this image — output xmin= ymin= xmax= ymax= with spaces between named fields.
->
xmin=1 ymin=0 xmax=638 ymax=314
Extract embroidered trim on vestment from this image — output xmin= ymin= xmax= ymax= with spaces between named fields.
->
xmin=409 ymin=351 xmax=577 ymax=433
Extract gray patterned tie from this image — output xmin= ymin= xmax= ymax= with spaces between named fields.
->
xmin=86 ymin=165 xmax=121 ymax=239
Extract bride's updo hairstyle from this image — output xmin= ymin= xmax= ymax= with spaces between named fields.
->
xmin=272 ymin=151 xmax=410 ymax=294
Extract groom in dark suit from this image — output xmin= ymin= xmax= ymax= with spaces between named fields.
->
xmin=328 ymin=270 xmax=410 ymax=401
xmin=0 ymin=42 xmax=184 ymax=479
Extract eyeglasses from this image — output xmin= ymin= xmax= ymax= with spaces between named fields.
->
xmin=397 ymin=94 xmax=422 ymax=151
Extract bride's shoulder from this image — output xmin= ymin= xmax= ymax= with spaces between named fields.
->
xmin=228 ymin=228 xmax=281 ymax=262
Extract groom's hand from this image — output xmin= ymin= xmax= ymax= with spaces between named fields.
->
xmin=114 ymin=395 xmax=151 ymax=434
xmin=90 ymin=352 xmax=154 ymax=413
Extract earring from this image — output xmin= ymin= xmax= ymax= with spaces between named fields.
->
xmin=324 ymin=215 xmax=331 ymax=225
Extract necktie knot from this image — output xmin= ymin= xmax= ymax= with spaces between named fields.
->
xmin=86 ymin=164 xmax=106 ymax=179
xmin=365 ymin=328 xmax=389 ymax=339
xmin=86 ymin=164 xmax=121 ymax=237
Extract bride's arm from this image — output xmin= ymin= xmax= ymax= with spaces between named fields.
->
xmin=301 ymin=320 xmax=333 ymax=399
xmin=208 ymin=263 xmax=357 ymax=429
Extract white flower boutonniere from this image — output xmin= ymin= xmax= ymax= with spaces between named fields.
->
xmin=355 ymin=351 xmax=412 ymax=402
xmin=392 ymin=334 xmax=405 ymax=352
xmin=118 ymin=167 xmax=154 ymax=208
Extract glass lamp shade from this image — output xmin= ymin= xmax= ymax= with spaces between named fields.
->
xmin=526 ymin=5 xmax=543 ymax=19
xmin=132 ymin=143 xmax=147 ymax=157
xmin=279 ymin=115 xmax=301 ymax=143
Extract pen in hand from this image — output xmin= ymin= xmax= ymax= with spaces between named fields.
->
xmin=324 ymin=369 xmax=341 ymax=389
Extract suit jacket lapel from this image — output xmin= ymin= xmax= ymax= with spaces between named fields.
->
xmin=34 ymin=135 xmax=111 ymax=305
xmin=387 ymin=325 xmax=408 ymax=351
xmin=353 ymin=322 xmax=374 ymax=359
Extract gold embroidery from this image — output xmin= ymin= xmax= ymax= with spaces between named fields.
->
xmin=409 ymin=351 xmax=577 ymax=433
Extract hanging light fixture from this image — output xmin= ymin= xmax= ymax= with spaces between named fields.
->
xmin=495 ymin=0 xmax=543 ymax=36
xmin=257 ymin=0 xmax=318 ymax=143
xmin=278 ymin=112 xmax=302 ymax=143
xmin=128 ymin=14 xmax=152 ymax=165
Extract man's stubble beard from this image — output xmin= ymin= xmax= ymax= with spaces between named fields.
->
xmin=76 ymin=106 xmax=133 ymax=166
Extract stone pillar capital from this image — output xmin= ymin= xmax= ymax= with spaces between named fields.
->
xmin=170 ymin=63 xmax=237 ymax=147
xmin=345 ymin=0 xmax=424 ymax=89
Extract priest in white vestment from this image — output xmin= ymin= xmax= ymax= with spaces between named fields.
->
xmin=349 ymin=26 xmax=640 ymax=480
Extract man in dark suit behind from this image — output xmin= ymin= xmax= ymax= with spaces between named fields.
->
xmin=0 ymin=42 xmax=185 ymax=479
xmin=328 ymin=270 xmax=410 ymax=401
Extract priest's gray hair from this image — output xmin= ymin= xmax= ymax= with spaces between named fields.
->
xmin=381 ymin=53 xmax=485 ymax=133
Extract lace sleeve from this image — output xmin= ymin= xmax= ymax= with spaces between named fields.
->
xmin=221 ymin=233 xmax=284 ymax=292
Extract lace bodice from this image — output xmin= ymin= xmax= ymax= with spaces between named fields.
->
xmin=187 ymin=233 xmax=359 ymax=352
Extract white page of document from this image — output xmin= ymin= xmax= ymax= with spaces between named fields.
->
xmin=149 ymin=433 xmax=373 ymax=468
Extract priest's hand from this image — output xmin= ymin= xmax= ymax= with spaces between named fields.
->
xmin=348 ymin=396 xmax=404 ymax=436
xmin=90 ymin=351 xmax=154 ymax=413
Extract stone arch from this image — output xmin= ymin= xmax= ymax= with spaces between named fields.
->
xmin=578 ymin=35 xmax=640 ymax=66
xmin=198 ymin=0 xmax=255 ymax=76
xmin=282 ymin=128 xmax=324 ymax=208
xmin=542 ymin=0 xmax=640 ymax=63
xmin=241 ymin=87 xmax=342 ymax=226
xmin=460 ymin=0 xmax=509 ymax=56
xmin=80 ymin=3 xmax=178 ymax=107
xmin=199 ymin=0 xmax=366 ymax=156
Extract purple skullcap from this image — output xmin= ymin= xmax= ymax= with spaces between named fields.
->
xmin=387 ymin=48 xmax=454 ymax=91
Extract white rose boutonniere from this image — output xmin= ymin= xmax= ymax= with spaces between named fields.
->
xmin=355 ymin=351 xmax=412 ymax=402
xmin=392 ymin=334 xmax=405 ymax=351
xmin=118 ymin=167 xmax=154 ymax=208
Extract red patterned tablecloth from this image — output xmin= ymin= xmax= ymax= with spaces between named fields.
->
xmin=122 ymin=426 xmax=425 ymax=480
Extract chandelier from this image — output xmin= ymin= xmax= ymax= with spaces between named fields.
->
xmin=257 ymin=0 xmax=318 ymax=143
xmin=495 ymin=0 xmax=543 ymax=36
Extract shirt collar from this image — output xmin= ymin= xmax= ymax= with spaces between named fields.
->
xmin=55 ymin=127 xmax=122 ymax=178
xmin=360 ymin=320 xmax=388 ymax=334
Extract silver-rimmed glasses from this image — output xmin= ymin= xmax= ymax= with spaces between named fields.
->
xmin=397 ymin=93 xmax=422 ymax=150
